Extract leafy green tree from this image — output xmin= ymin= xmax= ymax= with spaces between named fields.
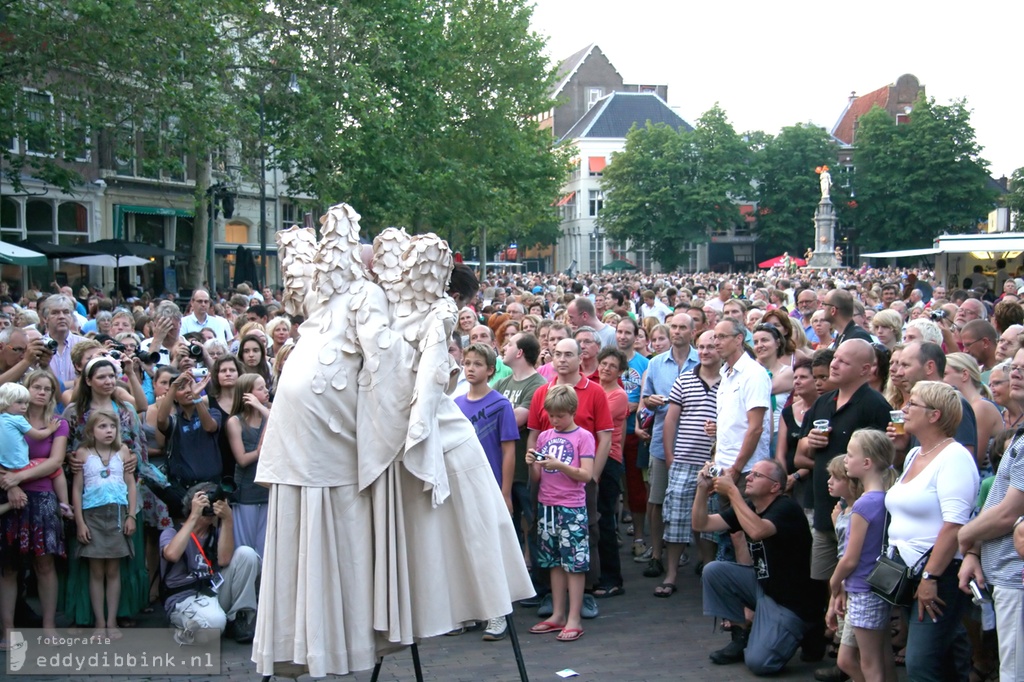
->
xmin=852 ymin=96 xmax=997 ymax=252
xmin=1007 ymin=167 xmax=1024 ymax=230
xmin=1 ymin=0 xmax=269 ymax=287
xmin=753 ymin=124 xmax=845 ymax=254
xmin=262 ymin=0 xmax=567 ymax=252
xmin=599 ymin=106 xmax=751 ymax=271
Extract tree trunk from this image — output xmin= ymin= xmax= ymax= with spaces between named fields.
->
xmin=188 ymin=157 xmax=211 ymax=291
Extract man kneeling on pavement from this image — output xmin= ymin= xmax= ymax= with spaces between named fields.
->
xmin=160 ymin=483 xmax=261 ymax=644
xmin=693 ymin=458 xmax=816 ymax=675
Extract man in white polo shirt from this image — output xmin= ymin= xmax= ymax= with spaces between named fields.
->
xmin=712 ymin=318 xmax=771 ymax=480
xmin=180 ymin=288 xmax=233 ymax=343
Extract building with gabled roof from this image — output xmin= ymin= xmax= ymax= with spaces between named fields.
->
xmin=554 ymin=91 xmax=692 ymax=273
xmin=831 ymin=74 xmax=925 ymax=164
xmin=538 ymin=44 xmax=668 ymax=141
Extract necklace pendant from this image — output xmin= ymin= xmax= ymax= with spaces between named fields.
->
xmin=101 ymin=469 xmax=110 ymax=478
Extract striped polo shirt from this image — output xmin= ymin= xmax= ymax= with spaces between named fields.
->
xmin=666 ymin=366 xmax=719 ymax=467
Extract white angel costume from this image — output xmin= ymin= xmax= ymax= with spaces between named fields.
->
xmin=359 ymin=231 xmax=534 ymax=648
xmin=252 ymin=204 xmax=388 ymax=677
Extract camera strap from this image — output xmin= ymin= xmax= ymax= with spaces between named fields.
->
xmin=191 ymin=533 xmax=215 ymax=573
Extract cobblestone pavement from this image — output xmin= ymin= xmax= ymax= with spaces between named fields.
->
xmin=2 ymin=539 xmax=905 ymax=681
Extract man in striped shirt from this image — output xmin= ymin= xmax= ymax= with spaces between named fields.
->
xmin=659 ymin=329 xmax=722 ymax=593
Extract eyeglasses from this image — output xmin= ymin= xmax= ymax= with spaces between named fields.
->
xmin=906 ymin=400 xmax=935 ymax=411
xmin=748 ymin=471 xmax=778 ymax=483
xmin=870 ymin=342 xmax=891 ymax=358
xmin=961 ymin=338 xmax=984 ymax=349
xmin=1009 ymin=365 xmax=1024 ymax=375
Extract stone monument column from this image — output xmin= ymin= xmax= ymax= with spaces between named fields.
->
xmin=807 ymin=166 xmax=840 ymax=269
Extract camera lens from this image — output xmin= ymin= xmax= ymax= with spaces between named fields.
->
xmin=43 ymin=338 xmax=58 ymax=352
xmin=188 ymin=343 xmax=204 ymax=359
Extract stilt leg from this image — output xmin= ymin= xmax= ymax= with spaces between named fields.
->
xmin=410 ymin=642 xmax=424 ymax=682
xmin=506 ymin=611 xmax=530 ymax=682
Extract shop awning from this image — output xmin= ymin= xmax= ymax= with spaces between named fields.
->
xmin=588 ymin=156 xmax=607 ymax=173
xmin=555 ymin=191 xmax=576 ymax=207
xmin=113 ymin=204 xmax=194 ymax=238
xmin=861 ymin=247 xmax=941 ymax=258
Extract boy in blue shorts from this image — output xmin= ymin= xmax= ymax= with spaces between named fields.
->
xmin=526 ymin=384 xmax=594 ymax=642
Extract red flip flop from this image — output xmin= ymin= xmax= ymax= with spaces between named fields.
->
xmin=556 ymin=627 xmax=584 ymax=642
xmin=529 ymin=620 xmax=564 ymax=634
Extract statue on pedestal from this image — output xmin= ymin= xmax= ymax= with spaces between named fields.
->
xmin=817 ymin=165 xmax=832 ymax=200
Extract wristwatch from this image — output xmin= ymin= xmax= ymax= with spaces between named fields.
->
xmin=792 ymin=472 xmax=801 ymax=481
xmin=921 ymin=570 xmax=939 ymax=581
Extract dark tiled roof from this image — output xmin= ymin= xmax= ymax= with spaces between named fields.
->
xmin=832 ymin=84 xmax=890 ymax=145
xmin=560 ymin=92 xmax=693 ymax=142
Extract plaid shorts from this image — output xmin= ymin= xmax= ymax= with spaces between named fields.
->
xmin=662 ymin=461 xmax=702 ymax=544
xmin=536 ymin=503 xmax=590 ymax=574
xmin=845 ymin=590 xmax=892 ymax=630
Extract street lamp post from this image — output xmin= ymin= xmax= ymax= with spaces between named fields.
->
xmin=256 ymin=74 xmax=299 ymax=291
xmin=258 ymin=90 xmax=267 ymax=290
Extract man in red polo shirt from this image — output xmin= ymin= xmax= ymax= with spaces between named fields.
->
xmin=528 ymin=338 xmax=613 ymax=600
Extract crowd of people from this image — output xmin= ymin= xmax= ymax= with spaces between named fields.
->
xmin=447 ymin=263 xmax=1024 ymax=679
xmin=0 ymin=283 xmax=282 ymax=646
xmin=0 ymin=260 xmax=1023 ymax=680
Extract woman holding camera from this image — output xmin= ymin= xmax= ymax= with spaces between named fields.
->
xmin=885 ymin=381 xmax=979 ymax=681
xmin=62 ymin=357 xmax=149 ymax=627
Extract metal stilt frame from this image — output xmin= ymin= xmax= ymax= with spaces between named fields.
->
xmin=368 ymin=611 xmax=529 ymax=682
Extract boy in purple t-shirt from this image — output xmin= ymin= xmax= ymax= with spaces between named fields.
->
xmin=454 ymin=344 xmax=519 ymax=509
xmin=454 ymin=343 xmax=520 ymax=642
xmin=526 ymin=384 xmax=594 ymax=643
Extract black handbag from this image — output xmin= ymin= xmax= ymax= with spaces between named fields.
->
xmin=866 ymin=512 xmax=932 ymax=607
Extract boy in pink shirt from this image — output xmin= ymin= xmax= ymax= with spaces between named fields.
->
xmin=526 ymin=385 xmax=594 ymax=642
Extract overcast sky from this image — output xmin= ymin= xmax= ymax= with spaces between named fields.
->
xmin=530 ymin=0 xmax=1022 ymax=179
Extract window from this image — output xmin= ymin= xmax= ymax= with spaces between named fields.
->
xmin=562 ymin=193 xmax=577 ymax=222
xmin=589 ymin=231 xmax=606 ymax=271
xmin=163 ymin=116 xmax=188 ymax=182
xmin=114 ymin=119 xmax=136 ymax=176
xmin=62 ymin=114 xmax=90 ymax=162
xmin=281 ymin=201 xmax=302 ymax=230
xmin=588 ymin=190 xmax=603 ymax=217
xmin=225 ymin=221 xmax=250 ymax=243
xmin=23 ymin=91 xmax=54 ymax=155
xmin=587 ymin=88 xmax=604 ymax=110
xmin=588 ymin=156 xmax=606 ymax=176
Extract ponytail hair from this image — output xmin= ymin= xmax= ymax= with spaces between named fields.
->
xmin=850 ymin=428 xmax=898 ymax=490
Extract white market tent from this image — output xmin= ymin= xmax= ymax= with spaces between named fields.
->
xmin=863 ymin=233 xmax=1024 ymax=288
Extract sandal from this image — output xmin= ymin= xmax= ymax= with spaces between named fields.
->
xmin=556 ymin=627 xmax=584 ymax=642
xmin=894 ymin=648 xmax=906 ymax=667
xmin=529 ymin=620 xmax=564 ymax=634
xmin=654 ymin=583 xmax=677 ymax=598
xmin=592 ymin=585 xmax=625 ymax=599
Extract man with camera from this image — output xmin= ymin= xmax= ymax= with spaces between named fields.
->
xmin=692 ymin=459 xmax=814 ymax=674
xmin=40 ymin=293 xmax=86 ymax=385
xmin=160 ymin=482 xmax=260 ymax=644
xmin=0 ymin=325 xmax=54 ymax=386
xmin=141 ymin=300 xmax=184 ymax=367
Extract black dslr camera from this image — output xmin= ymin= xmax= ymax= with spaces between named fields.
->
xmin=202 ymin=477 xmax=237 ymax=516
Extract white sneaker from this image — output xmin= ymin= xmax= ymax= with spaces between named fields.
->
xmin=482 ymin=616 xmax=507 ymax=641
xmin=173 ymin=628 xmax=195 ymax=646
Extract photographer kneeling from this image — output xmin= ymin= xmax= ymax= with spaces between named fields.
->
xmin=160 ymin=482 xmax=260 ymax=644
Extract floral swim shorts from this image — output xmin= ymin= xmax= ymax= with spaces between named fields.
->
xmin=536 ymin=503 xmax=589 ymax=573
